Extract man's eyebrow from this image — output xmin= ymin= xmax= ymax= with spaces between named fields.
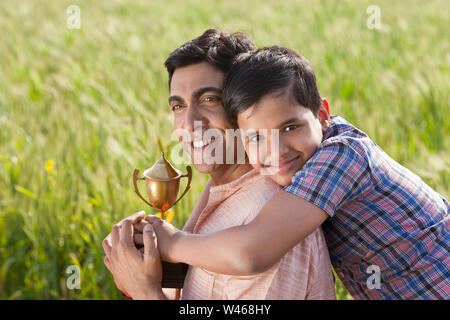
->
xmin=168 ymin=87 xmax=222 ymax=104
xmin=193 ymin=87 xmax=222 ymax=100
xmin=168 ymin=95 xmax=184 ymax=104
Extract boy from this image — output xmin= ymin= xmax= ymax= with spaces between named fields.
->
xmin=147 ymin=46 xmax=450 ymax=299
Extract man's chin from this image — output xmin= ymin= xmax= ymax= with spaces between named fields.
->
xmin=192 ymin=162 xmax=216 ymax=174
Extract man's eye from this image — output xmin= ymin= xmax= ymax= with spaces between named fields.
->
xmin=203 ymin=96 xmax=220 ymax=104
xmin=171 ymin=104 xmax=183 ymax=111
xmin=284 ymin=125 xmax=299 ymax=132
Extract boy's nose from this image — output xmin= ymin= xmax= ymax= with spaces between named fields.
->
xmin=268 ymin=134 xmax=289 ymax=160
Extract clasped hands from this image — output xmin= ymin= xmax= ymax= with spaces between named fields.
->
xmin=102 ymin=211 xmax=181 ymax=299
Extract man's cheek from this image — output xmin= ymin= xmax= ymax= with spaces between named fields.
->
xmin=173 ymin=128 xmax=192 ymax=154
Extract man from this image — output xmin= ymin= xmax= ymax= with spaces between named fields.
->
xmin=102 ymin=29 xmax=335 ymax=300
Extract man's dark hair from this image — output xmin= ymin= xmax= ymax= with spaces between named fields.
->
xmin=164 ymin=29 xmax=256 ymax=88
xmin=222 ymin=46 xmax=322 ymax=127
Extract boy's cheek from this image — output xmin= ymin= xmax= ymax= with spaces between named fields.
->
xmin=244 ymin=144 xmax=262 ymax=169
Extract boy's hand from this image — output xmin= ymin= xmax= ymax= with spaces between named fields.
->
xmin=103 ymin=211 xmax=148 ymax=254
xmin=132 ymin=219 xmax=150 ymax=251
xmin=144 ymin=215 xmax=183 ymax=263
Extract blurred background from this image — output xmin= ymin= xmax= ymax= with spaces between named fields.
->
xmin=0 ymin=0 xmax=448 ymax=299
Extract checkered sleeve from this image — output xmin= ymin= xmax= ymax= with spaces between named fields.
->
xmin=283 ymin=140 xmax=373 ymax=217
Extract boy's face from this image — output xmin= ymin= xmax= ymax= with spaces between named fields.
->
xmin=237 ymin=89 xmax=330 ymax=186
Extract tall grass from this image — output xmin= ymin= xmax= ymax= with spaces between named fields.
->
xmin=0 ymin=0 xmax=448 ymax=299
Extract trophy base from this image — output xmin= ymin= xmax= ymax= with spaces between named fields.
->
xmin=161 ymin=261 xmax=188 ymax=288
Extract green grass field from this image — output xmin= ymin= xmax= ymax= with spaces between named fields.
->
xmin=0 ymin=0 xmax=448 ymax=300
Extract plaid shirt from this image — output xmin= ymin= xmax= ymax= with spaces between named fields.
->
xmin=283 ymin=116 xmax=450 ymax=299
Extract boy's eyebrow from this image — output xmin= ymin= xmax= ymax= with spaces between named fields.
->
xmin=242 ymin=118 xmax=299 ymax=137
xmin=277 ymin=117 xmax=299 ymax=128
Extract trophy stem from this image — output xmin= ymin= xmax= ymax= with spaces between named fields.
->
xmin=161 ymin=210 xmax=165 ymax=221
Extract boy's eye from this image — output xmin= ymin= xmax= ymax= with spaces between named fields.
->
xmin=249 ymin=135 xmax=264 ymax=143
xmin=283 ymin=125 xmax=299 ymax=132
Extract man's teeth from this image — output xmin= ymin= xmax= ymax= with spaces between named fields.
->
xmin=193 ymin=138 xmax=214 ymax=148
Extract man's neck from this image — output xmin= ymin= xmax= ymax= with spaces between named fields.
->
xmin=209 ymin=164 xmax=253 ymax=186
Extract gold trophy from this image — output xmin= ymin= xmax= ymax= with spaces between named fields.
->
xmin=133 ymin=152 xmax=192 ymax=288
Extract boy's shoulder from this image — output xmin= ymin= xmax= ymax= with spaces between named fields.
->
xmin=322 ymin=116 xmax=371 ymax=151
xmin=315 ymin=115 xmax=374 ymax=167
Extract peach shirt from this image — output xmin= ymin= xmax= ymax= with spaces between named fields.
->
xmin=177 ymin=169 xmax=336 ymax=299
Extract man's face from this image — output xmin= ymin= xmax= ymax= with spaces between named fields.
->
xmin=237 ymin=89 xmax=330 ymax=186
xmin=169 ymin=62 xmax=235 ymax=174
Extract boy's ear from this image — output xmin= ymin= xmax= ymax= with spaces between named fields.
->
xmin=318 ymin=98 xmax=331 ymax=133
xmin=322 ymin=98 xmax=330 ymax=114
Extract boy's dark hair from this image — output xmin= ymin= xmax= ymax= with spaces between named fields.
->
xmin=222 ymin=46 xmax=322 ymax=127
xmin=164 ymin=29 xmax=256 ymax=88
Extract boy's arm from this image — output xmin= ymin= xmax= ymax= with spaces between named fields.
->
xmin=149 ymin=190 xmax=328 ymax=275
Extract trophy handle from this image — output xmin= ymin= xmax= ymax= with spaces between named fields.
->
xmin=172 ymin=166 xmax=192 ymax=207
xmin=133 ymin=168 xmax=154 ymax=208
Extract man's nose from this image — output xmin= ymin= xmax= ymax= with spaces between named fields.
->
xmin=184 ymin=106 xmax=208 ymax=133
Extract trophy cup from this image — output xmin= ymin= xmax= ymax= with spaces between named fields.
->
xmin=133 ymin=152 xmax=192 ymax=288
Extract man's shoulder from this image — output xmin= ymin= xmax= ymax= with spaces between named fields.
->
xmin=201 ymin=171 xmax=281 ymax=229
xmin=234 ymin=175 xmax=281 ymax=224
xmin=236 ymin=173 xmax=281 ymax=199
xmin=211 ymin=169 xmax=281 ymax=210
xmin=227 ymin=173 xmax=281 ymax=220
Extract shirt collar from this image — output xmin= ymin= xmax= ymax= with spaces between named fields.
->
xmin=206 ymin=168 xmax=261 ymax=209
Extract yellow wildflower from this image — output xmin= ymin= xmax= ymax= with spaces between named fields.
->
xmin=45 ymin=160 xmax=57 ymax=175
xmin=155 ymin=210 xmax=175 ymax=223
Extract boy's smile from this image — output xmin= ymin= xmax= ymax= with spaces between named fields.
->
xmin=237 ymin=89 xmax=331 ymax=186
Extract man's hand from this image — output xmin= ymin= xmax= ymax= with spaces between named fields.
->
xmin=102 ymin=211 xmax=146 ymax=292
xmin=144 ymin=215 xmax=184 ymax=263
xmin=102 ymin=212 xmax=166 ymax=299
